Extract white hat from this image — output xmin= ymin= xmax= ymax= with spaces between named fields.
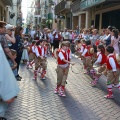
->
xmin=5 ymin=24 xmax=13 ymax=30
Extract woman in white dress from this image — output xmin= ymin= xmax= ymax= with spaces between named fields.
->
xmin=21 ymin=39 xmax=29 ymax=63
xmin=111 ymin=29 xmax=120 ymax=54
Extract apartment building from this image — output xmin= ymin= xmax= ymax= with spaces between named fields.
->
xmin=55 ymin=0 xmax=72 ymax=30
xmin=0 ymin=0 xmax=12 ymax=22
xmin=55 ymin=0 xmax=120 ymax=31
xmin=0 ymin=0 xmax=22 ymax=26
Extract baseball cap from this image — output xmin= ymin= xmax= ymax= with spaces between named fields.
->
xmin=5 ymin=24 xmax=13 ymax=30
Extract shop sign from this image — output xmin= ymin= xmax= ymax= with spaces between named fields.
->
xmin=80 ymin=0 xmax=106 ymax=10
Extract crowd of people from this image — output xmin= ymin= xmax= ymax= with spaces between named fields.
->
xmin=0 ymin=20 xmax=120 ymax=119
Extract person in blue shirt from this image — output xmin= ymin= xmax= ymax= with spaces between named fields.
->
xmin=104 ymin=26 xmax=116 ymax=46
xmin=0 ymin=43 xmax=20 ymax=119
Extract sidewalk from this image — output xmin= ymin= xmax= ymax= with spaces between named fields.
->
xmin=5 ymin=56 xmax=120 ymax=120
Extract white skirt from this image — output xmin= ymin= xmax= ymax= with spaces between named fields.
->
xmin=21 ymin=49 xmax=29 ymax=61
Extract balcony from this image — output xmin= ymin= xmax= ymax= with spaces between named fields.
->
xmin=71 ymin=0 xmax=81 ymax=13
xmin=1 ymin=0 xmax=12 ymax=5
xmin=80 ymin=0 xmax=120 ymax=10
xmin=55 ymin=0 xmax=71 ymax=15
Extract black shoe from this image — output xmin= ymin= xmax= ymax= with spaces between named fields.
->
xmin=17 ymin=75 xmax=22 ymax=79
xmin=15 ymin=76 xmax=21 ymax=81
xmin=0 ymin=117 xmax=7 ymax=120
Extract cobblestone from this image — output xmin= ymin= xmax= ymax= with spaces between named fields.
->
xmin=5 ymin=56 xmax=120 ymax=120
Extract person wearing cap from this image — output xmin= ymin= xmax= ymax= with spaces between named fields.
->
xmin=0 ymin=21 xmax=17 ymax=66
xmin=5 ymin=24 xmax=16 ymax=49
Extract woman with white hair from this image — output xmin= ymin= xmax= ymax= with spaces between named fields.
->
xmin=5 ymin=24 xmax=16 ymax=49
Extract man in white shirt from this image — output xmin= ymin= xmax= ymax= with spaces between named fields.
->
xmin=62 ymin=28 xmax=69 ymax=41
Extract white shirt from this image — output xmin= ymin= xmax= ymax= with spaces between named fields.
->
xmin=34 ymin=45 xmax=47 ymax=57
xmin=55 ymin=34 xmax=58 ymax=38
xmin=58 ymin=49 xmax=68 ymax=68
xmin=94 ymin=52 xmax=102 ymax=65
xmin=30 ymin=30 xmax=35 ymax=39
xmin=62 ymin=32 xmax=69 ymax=39
xmin=48 ymin=33 xmax=54 ymax=43
xmin=34 ymin=47 xmax=40 ymax=57
xmin=108 ymin=54 xmax=117 ymax=71
xmin=80 ymin=46 xmax=84 ymax=53
xmin=32 ymin=46 xmax=36 ymax=53
xmin=69 ymin=33 xmax=72 ymax=39
xmin=82 ymin=48 xmax=87 ymax=56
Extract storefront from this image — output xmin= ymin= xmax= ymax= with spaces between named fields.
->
xmin=80 ymin=0 xmax=120 ymax=31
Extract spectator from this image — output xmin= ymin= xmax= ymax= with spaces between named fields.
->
xmin=5 ymin=24 xmax=16 ymax=49
xmin=30 ymin=26 xmax=36 ymax=41
xmin=0 ymin=43 xmax=20 ymax=119
xmin=76 ymin=26 xmax=80 ymax=35
xmin=34 ymin=25 xmax=42 ymax=40
xmin=62 ymin=28 xmax=69 ymax=41
xmin=69 ymin=30 xmax=73 ymax=43
xmin=0 ymin=21 xmax=16 ymax=66
xmin=111 ymin=29 xmax=120 ymax=54
xmin=12 ymin=26 xmax=24 ymax=79
xmin=22 ymin=24 xmax=31 ymax=41
xmin=103 ymin=26 xmax=115 ymax=46
xmin=90 ymin=29 xmax=99 ymax=46
xmin=53 ymin=30 xmax=61 ymax=50
xmin=90 ymin=29 xmax=99 ymax=53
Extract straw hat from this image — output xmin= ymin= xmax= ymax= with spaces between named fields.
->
xmin=44 ymin=28 xmax=49 ymax=31
xmin=47 ymin=29 xmax=51 ymax=33
xmin=90 ymin=48 xmax=94 ymax=54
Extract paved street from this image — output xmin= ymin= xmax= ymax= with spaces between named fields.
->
xmin=5 ymin=56 xmax=120 ymax=120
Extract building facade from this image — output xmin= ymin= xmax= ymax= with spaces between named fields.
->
xmin=55 ymin=0 xmax=72 ymax=30
xmin=54 ymin=0 xmax=120 ymax=31
xmin=0 ymin=0 xmax=22 ymax=26
xmin=0 ymin=0 xmax=13 ymax=22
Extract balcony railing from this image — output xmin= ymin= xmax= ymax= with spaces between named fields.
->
xmin=1 ymin=0 xmax=12 ymax=5
xmin=71 ymin=0 xmax=81 ymax=13
xmin=55 ymin=0 xmax=71 ymax=15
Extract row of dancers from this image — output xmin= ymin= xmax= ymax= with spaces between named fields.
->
xmin=25 ymin=38 xmax=120 ymax=99
xmin=75 ymin=39 xmax=120 ymax=99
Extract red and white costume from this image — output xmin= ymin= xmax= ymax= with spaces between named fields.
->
xmin=58 ymin=48 xmax=71 ymax=68
xmin=82 ymin=45 xmax=93 ymax=57
xmin=94 ymin=52 xmax=106 ymax=65
xmin=80 ymin=44 xmax=86 ymax=53
xmin=34 ymin=45 xmax=47 ymax=58
xmin=104 ymin=53 xmax=120 ymax=99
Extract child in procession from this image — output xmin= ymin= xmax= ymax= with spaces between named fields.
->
xmin=54 ymin=41 xmax=74 ymax=97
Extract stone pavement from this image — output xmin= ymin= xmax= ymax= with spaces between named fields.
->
xmin=5 ymin=56 xmax=120 ymax=120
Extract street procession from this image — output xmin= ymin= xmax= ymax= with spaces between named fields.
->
xmin=0 ymin=0 xmax=120 ymax=120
